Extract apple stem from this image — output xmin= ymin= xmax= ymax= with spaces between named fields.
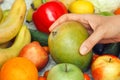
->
xmin=52 ymin=31 xmax=57 ymax=37
xmin=65 ymin=64 xmax=68 ymax=72
xmin=109 ymin=58 xmax=112 ymax=62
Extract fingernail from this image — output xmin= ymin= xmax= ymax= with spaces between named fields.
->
xmin=80 ymin=46 xmax=88 ymax=55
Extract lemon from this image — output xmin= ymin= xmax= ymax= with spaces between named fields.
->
xmin=68 ymin=0 xmax=94 ymax=14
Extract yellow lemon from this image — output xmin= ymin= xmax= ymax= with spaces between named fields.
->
xmin=68 ymin=0 xmax=94 ymax=14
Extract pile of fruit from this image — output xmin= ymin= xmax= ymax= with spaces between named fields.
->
xmin=0 ymin=0 xmax=120 ymax=80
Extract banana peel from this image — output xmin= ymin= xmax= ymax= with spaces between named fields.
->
xmin=0 ymin=0 xmax=26 ymax=44
xmin=0 ymin=7 xmax=3 ymax=21
xmin=0 ymin=9 xmax=9 ymax=24
xmin=0 ymin=25 xmax=31 ymax=68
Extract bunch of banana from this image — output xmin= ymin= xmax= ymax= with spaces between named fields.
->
xmin=26 ymin=0 xmax=43 ymax=23
xmin=0 ymin=9 xmax=9 ymax=24
xmin=0 ymin=7 xmax=3 ymax=21
xmin=0 ymin=0 xmax=26 ymax=44
xmin=0 ymin=10 xmax=12 ymax=48
xmin=0 ymin=25 xmax=31 ymax=68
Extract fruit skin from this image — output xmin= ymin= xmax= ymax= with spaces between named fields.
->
xmin=0 ymin=25 xmax=31 ymax=68
xmin=26 ymin=0 xmax=43 ymax=23
xmin=68 ymin=0 xmax=94 ymax=14
xmin=47 ymin=63 xmax=84 ymax=80
xmin=29 ymin=29 xmax=49 ymax=46
xmin=0 ymin=9 xmax=9 ymax=24
xmin=91 ymin=55 xmax=120 ymax=80
xmin=19 ymin=41 xmax=49 ymax=71
xmin=0 ymin=0 xmax=26 ymax=44
xmin=32 ymin=1 xmax=68 ymax=34
xmin=0 ymin=57 xmax=38 ymax=80
xmin=38 ymin=76 xmax=47 ymax=80
xmin=83 ymin=73 xmax=91 ymax=80
xmin=0 ymin=7 xmax=3 ymax=21
xmin=114 ymin=8 xmax=120 ymax=15
xmin=43 ymin=0 xmax=76 ymax=9
xmin=48 ymin=21 xmax=93 ymax=72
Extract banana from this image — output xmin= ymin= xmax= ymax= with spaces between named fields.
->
xmin=31 ymin=0 xmax=43 ymax=10
xmin=0 ymin=25 xmax=31 ymax=68
xmin=0 ymin=0 xmax=26 ymax=44
xmin=0 ymin=9 xmax=9 ymax=24
xmin=26 ymin=0 xmax=42 ymax=23
xmin=26 ymin=7 xmax=34 ymax=23
xmin=0 ymin=10 xmax=11 ymax=48
xmin=0 ymin=7 xmax=3 ymax=21
xmin=0 ymin=41 xmax=12 ymax=48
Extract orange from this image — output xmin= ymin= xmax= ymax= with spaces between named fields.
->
xmin=0 ymin=57 xmax=38 ymax=80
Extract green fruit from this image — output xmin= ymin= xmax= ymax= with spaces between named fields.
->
xmin=47 ymin=63 xmax=84 ymax=80
xmin=99 ymin=11 xmax=114 ymax=16
xmin=48 ymin=21 xmax=93 ymax=72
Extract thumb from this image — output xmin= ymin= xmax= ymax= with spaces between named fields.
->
xmin=79 ymin=29 xmax=104 ymax=55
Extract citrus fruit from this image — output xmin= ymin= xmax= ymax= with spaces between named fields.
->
xmin=68 ymin=0 xmax=94 ymax=14
xmin=0 ymin=57 xmax=38 ymax=80
xmin=48 ymin=21 xmax=93 ymax=72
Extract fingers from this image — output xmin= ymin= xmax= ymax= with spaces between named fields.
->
xmin=49 ymin=13 xmax=90 ymax=31
xmin=80 ymin=28 xmax=105 ymax=55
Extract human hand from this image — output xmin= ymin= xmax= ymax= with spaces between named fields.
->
xmin=49 ymin=14 xmax=120 ymax=55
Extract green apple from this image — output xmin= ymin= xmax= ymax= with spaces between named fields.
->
xmin=47 ymin=63 xmax=84 ymax=80
xmin=48 ymin=21 xmax=93 ymax=72
xmin=91 ymin=55 xmax=120 ymax=80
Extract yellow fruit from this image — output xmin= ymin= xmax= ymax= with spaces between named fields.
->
xmin=0 ymin=57 xmax=38 ymax=80
xmin=68 ymin=0 xmax=94 ymax=14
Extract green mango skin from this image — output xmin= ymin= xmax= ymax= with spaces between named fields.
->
xmin=48 ymin=21 xmax=93 ymax=72
xmin=47 ymin=63 xmax=84 ymax=80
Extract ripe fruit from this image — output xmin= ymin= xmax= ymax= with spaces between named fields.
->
xmin=32 ymin=1 xmax=67 ymax=34
xmin=38 ymin=76 xmax=47 ymax=80
xmin=114 ymin=8 xmax=120 ymax=15
xmin=68 ymin=0 xmax=94 ymax=14
xmin=48 ymin=21 xmax=93 ymax=71
xmin=19 ymin=41 xmax=49 ymax=71
xmin=43 ymin=70 xmax=50 ymax=77
xmin=83 ymin=73 xmax=91 ymax=80
xmin=47 ymin=63 xmax=84 ymax=80
xmin=0 ymin=57 xmax=38 ymax=80
xmin=91 ymin=55 xmax=120 ymax=80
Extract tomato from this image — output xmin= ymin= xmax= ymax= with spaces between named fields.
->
xmin=38 ymin=76 xmax=46 ymax=80
xmin=32 ymin=1 xmax=68 ymax=34
xmin=83 ymin=73 xmax=91 ymax=80
xmin=43 ymin=70 xmax=49 ymax=77
xmin=114 ymin=8 xmax=120 ymax=15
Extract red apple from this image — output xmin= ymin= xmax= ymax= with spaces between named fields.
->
xmin=91 ymin=55 xmax=120 ymax=80
xmin=19 ymin=41 xmax=49 ymax=71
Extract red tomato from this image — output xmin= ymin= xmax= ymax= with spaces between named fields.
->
xmin=38 ymin=76 xmax=46 ymax=80
xmin=32 ymin=1 xmax=68 ymax=34
xmin=114 ymin=8 xmax=120 ymax=15
xmin=43 ymin=70 xmax=50 ymax=78
xmin=83 ymin=73 xmax=91 ymax=80
xmin=19 ymin=41 xmax=49 ymax=71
